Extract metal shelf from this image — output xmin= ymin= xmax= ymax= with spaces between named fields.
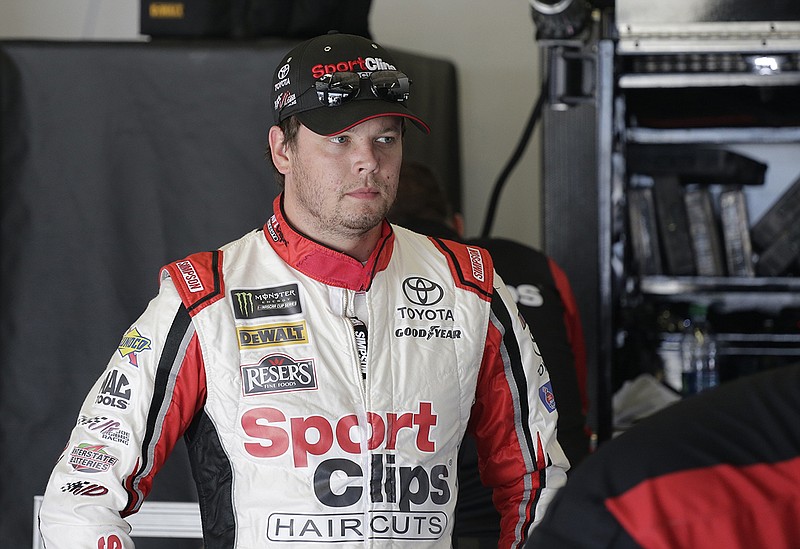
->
xmin=640 ymin=275 xmax=800 ymax=294
xmin=717 ymin=333 xmax=800 ymax=356
xmin=625 ymin=126 xmax=800 ymax=144
xmin=620 ymin=72 xmax=800 ymax=89
xmin=634 ymin=275 xmax=800 ymax=311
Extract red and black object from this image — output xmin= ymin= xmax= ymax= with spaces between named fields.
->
xmin=526 ymin=362 xmax=800 ymax=549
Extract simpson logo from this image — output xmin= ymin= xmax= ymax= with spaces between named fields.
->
xmin=402 ymin=277 xmax=444 ymax=306
xmin=237 ymin=321 xmax=308 ymax=349
xmin=117 ymin=327 xmax=151 ymax=367
xmin=266 ymin=215 xmax=285 ymax=243
xmin=69 ymin=443 xmax=119 ymax=473
xmin=466 ymin=246 xmax=485 ymax=282
xmin=175 ymin=260 xmax=204 ymax=293
xmin=232 ymin=284 xmax=302 ymax=319
xmin=241 ymin=353 xmax=317 ymax=396
xmin=311 ymin=56 xmax=397 ymax=79
xmin=539 ymin=381 xmax=557 ymax=413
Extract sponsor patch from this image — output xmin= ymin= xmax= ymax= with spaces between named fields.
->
xmin=117 ymin=327 xmax=151 ymax=367
xmin=311 ymin=56 xmax=397 ymax=79
xmin=97 ymin=534 xmax=123 ymax=549
xmin=394 ymin=326 xmax=462 ymax=340
xmin=69 ymin=443 xmax=119 ymax=473
xmin=232 ymin=284 xmax=302 ymax=319
xmin=175 ymin=259 xmax=204 ymax=293
xmin=538 ymin=381 xmax=557 ymax=413
xmin=466 ymin=246 xmax=485 ymax=282
xmin=78 ymin=415 xmax=130 ymax=446
xmin=266 ymin=511 xmax=447 ymax=542
xmin=402 ymin=277 xmax=444 ymax=306
xmin=240 ymin=403 xmax=449 ymax=520
xmin=275 ymin=90 xmax=296 ymax=111
xmin=396 ymin=307 xmax=454 ymax=322
xmin=95 ymin=369 xmax=133 ymax=412
xmin=60 ymin=480 xmax=110 ymax=497
xmin=267 ymin=215 xmax=285 ymax=243
xmin=237 ymin=321 xmax=308 ymax=349
xmin=241 ymin=353 xmax=317 ymax=396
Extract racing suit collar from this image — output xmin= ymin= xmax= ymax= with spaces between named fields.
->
xmin=263 ymin=194 xmax=395 ymax=291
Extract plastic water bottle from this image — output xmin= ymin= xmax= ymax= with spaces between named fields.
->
xmin=680 ymin=303 xmax=719 ymax=396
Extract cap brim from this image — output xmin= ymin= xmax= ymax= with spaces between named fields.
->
xmin=296 ymin=100 xmax=430 ymax=136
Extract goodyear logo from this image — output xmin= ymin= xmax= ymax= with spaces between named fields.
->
xmin=117 ymin=327 xmax=152 ymax=367
xmin=237 ymin=321 xmax=308 ymax=349
xmin=149 ymin=2 xmax=184 ymax=19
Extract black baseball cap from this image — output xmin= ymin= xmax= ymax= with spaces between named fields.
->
xmin=271 ymin=32 xmax=430 ymax=136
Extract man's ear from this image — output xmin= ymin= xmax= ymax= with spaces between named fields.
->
xmin=268 ymin=125 xmax=291 ymax=175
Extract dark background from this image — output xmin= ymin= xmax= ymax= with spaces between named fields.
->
xmin=0 ymin=39 xmax=460 ymax=548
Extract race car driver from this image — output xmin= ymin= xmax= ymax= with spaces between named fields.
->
xmin=38 ymin=32 xmax=569 ymax=549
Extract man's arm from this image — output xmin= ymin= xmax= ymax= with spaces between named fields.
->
xmin=468 ymin=275 xmax=570 ymax=549
xmin=38 ymin=278 xmax=206 ymax=548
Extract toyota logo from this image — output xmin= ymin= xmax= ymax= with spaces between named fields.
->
xmin=402 ymin=277 xmax=444 ymax=306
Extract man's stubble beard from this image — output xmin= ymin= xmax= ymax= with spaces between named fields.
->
xmin=291 ymin=159 xmax=396 ymax=239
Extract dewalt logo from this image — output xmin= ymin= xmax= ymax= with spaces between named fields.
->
xmin=149 ymin=2 xmax=184 ymax=19
xmin=237 ymin=321 xmax=308 ymax=349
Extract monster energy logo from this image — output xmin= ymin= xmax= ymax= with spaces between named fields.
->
xmin=237 ymin=292 xmax=255 ymax=317
xmin=231 ymin=284 xmax=302 ymax=319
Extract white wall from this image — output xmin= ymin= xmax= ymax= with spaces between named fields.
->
xmin=0 ymin=0 xmax=543 ymax=246
xmin=372 ymin=0 xmax=542 ymax=246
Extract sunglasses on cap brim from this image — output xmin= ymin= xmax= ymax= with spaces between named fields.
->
xmin=314 ymin=71 xmax=411 ymax=107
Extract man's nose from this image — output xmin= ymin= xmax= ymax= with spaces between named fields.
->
xmin=353 ymin=143 xmax=379 ymax=175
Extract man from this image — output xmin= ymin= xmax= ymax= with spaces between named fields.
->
xmin=38 ymin=32 xmax=568 ymax=548
xmin=389 ymin=161 xmax=589 ymax=547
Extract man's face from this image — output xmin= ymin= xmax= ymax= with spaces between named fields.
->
xmin=280 ymin=116 xmax=403 ymax=244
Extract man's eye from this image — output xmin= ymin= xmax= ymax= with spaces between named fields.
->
xmin=330 ymin=136 xmax=348 ymax=144
xmin=377 ymin=136 xmax=396 ymax=144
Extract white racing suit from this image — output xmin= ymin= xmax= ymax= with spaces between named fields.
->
xmin=39 ymin=195 xmax=568 ymax=548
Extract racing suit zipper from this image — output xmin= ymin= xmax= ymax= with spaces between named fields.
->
xmin=344 ymin=290 xmax=369 ymax=391
xmin=343 ymin=289 xmax=373 ymax=546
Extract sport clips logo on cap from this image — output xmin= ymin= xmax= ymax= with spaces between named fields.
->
xmin=271 ymin=32 xmax=430 ymax=136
